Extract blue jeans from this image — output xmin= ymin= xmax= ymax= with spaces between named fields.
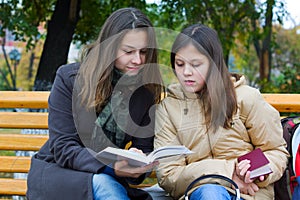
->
xmin=190 ymin=184 xmax=239 ymax=200
xmin=92 ymin=173 xmax=130 ymax=200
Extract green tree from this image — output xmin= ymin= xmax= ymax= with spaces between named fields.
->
xmin=270 ymin=25 xmax=300 ymax=93
xmin=0 ymin=0 xmax=148 ymax=90
xmin=156 ymin=0 xmax=257 ymax=64
xmin=155 ymin=0 xmax=286 ymax=87
xmin=0 ymin=0 xmax=292 ymax=91
xmin=249 ymin=0 xmax=283 ymax=84
xmin=1 ymin=0 xmax=59 ymax=90
xmin=34 ymin=0 xmax=81 ymax=90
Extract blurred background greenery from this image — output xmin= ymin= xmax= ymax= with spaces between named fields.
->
xmin=0 ymin=0 xmax=299 ymax=93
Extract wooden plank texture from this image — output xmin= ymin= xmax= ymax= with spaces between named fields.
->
xmin=0 ymin=156 xmax=31 ymax=173
xmin=262 ymin=93 xmax=300 ymax=113
xmin=0 ymin=178 xmax=26 ymax=195
xmin=0 ymin=91 xmax=49 ymax=108
xmin=0 ymin=134 xmax=48 ymax=151
xmin=0 ymin=112 xmax=48 ymax=129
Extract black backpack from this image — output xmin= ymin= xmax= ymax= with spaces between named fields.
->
xmin=274 ymin=116 xmax=300 ymax=200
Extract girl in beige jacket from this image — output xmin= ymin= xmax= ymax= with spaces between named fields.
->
xmin=154 ymin=24 xmax=289 ymax=200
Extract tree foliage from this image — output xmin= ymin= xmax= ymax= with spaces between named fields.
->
xmin=0 ymin=0 xmax=55 ymax=49
xmin=0 ymin=0 xmax=298 ymax=92
xmin=270 ymin=25 xmax=300 ymax=93
xmin=74 ymin=0 xmax=147 ymax=44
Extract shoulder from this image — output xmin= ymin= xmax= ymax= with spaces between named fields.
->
xmin=236 ymin=84 xmax=262 ymax=109
xmin=56 ymin=62 xmax=80 ymax=78
xmin=54 ymin=63 xmax=80 ymax=90
xmin=233 ymin=75 xmax=263 ymax=109
xmin=235 ymin=84 xmax=279 ymax=120
xmin=236 ymin=84 xmax=261 ymax=102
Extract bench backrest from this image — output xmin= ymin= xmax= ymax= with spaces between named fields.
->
xmin=0 ymin=91 xmax=49 ymax=196
xmin=0 ymin=91 xmax=299 ymax=196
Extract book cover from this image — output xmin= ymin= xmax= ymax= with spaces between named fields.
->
xmin=238 ymin=148 xmax=273 ymax=179
xmin=96 ymin=145 xmax=193 ymax=167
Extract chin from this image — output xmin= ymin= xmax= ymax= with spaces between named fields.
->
xmin=182 ymin=86 xmax=198 ymax=93
xmin=125 ymin=70 xmax=139 ymax=76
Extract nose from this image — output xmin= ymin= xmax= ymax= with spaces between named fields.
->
xmin=183 ymin=65 xmax=192 ymax=76
xmin=131 ymin=52 xmax=142 ymax=65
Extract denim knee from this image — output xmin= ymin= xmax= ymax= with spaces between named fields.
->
xmin=190 ymin=184 xmax=231 ymax=200
xmin=92 ymin=173 xmax=130 ymax=200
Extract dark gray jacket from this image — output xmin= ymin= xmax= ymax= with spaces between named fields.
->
xmin=27 ymin=63 xmax=156 ymax=200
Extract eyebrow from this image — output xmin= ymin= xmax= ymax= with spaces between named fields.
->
xmin=175 ymin=57 xmax=203 ymax=63
xmin=121 ymin=44 xmax=147 ymax=49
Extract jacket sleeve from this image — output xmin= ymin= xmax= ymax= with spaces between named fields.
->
xmin=154 ymin=101 xmax=235 ymax=199
xmin=239 ymin=87 xmax=289 ymax=187
xmin=48 ymin=64 xmax=105 ymax=173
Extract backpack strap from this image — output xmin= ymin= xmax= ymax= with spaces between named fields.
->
xmin=184 ymin=174 xmax=240 ymax=200
xmin=292 ymin=126 xmax=300 ymax=176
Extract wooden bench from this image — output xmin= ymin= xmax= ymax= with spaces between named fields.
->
xmin=0 ymin=91 xmax=299 ymax=197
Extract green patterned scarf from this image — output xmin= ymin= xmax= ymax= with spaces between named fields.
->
xmin=94 ymin=68 xmax=141 ymax=148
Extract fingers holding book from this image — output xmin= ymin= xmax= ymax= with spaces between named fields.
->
xmin=114 ymin=160 xmax=159 ymax=178
xmin=232 ymin=169 xmax=259 ymax=196
xmin=236 ymin=159 xmax=251 ymax=180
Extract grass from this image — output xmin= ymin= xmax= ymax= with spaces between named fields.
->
xmin=0 ymin=129 xmax=21 ymax=134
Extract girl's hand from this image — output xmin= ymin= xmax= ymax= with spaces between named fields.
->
xmin=114 ymin=148 xmax=159 ymax=178
xmin=232 ymin=170 xmax=259 ymax=196
xmin=236 ymin=159 xmax=266 ymax=183
xmin=114 ymin=160 xmax=158 ymax=178
xmin=236 ymin=159 xmax=251 ymax=181
xmin=128 ymin=147 xmax=145 ymax=155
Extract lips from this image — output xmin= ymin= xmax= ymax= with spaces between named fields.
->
xmin=184 ymin=80 xmax=195 ymax=86
xmin=127 ymin=66 xmax=140 ymax=71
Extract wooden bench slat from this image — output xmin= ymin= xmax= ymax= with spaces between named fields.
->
xmin=262 ymin=93 xmax=300 ymax=112
xmin=0 ymin=91 xmax=299 ymax=197
xmin=0 ymin=91 xmax=49 ymax=109
xmin=0 ymin=134 xmax=48 ymax=151
xmin=0 ymin=178 xmax=26 ymax=196
xmin=0 ymin=112 xmax=48 ymax=129
xmin=0 ymin=156 xmax=31 ymax=173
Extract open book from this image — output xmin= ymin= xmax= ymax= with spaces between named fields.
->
xmin=96 ymin=145 xmax=193 ymax=167
xmin=238 ymin=148 xmax=273 ymax=179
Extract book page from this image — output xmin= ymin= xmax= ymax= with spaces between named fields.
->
xmin=96 ymin=145 xmax=193 ymax=167
xmin=96 ymin=147 xmax=150 ymax=167
xmin=250 ymin=165 xmax=273 ymax=179
xmin=148 ymin=145 xmax=193 ymax=162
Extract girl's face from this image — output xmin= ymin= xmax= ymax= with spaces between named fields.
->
xmin=115 ymin=30 xmax=148 ymax=75
xmin=174 ymin=43 xmax=210 ymax=93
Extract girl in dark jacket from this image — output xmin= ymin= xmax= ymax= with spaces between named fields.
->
xmin=27 ymin=7 xmax=164 ymax=200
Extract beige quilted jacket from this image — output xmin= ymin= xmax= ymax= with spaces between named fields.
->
xmin=154 ymin=76 xmax=289 ymax=200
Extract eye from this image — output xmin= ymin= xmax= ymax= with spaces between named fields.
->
xmin=192 ymin=64 xmax=200 ymax=68
xmin=175 ymin=61 xmax=184 ymax=67
xmin=140 ymin=48 xmax=147 ymax=54
xmin=123 ymin=49 xmax=133 ymax=54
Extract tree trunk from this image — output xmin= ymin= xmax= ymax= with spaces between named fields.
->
xmin=34 ymin=0 xmax=81 ymax=91
xmin=28 ymin=51 xmax=35 ymax=79
xmin=250 ymin=0 xmax=274 ymax=87
xmin=259 ymin=0 xmax=274 ymax=82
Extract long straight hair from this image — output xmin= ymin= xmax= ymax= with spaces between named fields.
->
xmin=171 ymin=24 xmax=237 ymax=131
xmin=77 ymin=7 xmax=164 ymax=112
